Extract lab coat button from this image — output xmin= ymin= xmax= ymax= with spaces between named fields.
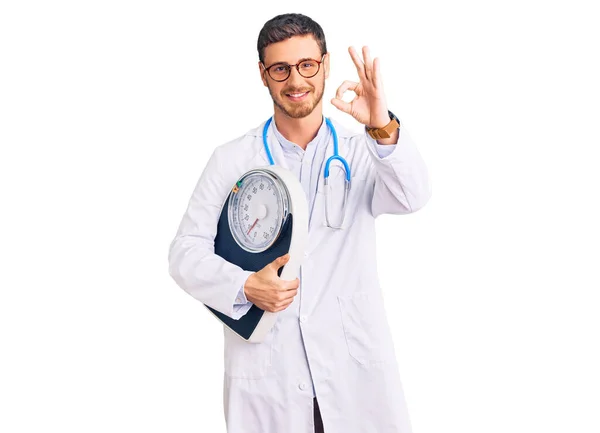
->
xmin=300 ymin=315 xmax=307 ymax=323
xmin=299 ymin=382 xmax=307 ymax=390
xmin=304 ymin=252 xmax=309 ymax=258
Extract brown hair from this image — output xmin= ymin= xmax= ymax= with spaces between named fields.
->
xmin=257 ymin=13 xmax=327 ymax=64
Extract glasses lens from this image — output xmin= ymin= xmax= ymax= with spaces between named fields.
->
xmin=298 ymin=60 xmax=319 ymax=78
xmin=269 ymin=64 xmax=290 ymax=81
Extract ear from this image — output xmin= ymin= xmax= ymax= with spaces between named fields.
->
xmin=258 ymin=61 xmax=268 ymax=87
xmin=324 ymin=53 xmax=330 ymax=79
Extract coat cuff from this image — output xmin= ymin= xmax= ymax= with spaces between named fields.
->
xmin=234 ymin=282 xmax=249 ymax=306
xmin=374 ymin=143 xmax=396 ymax=158
xmin=232 ymin=302 xmax=253 ymax=320
xmin=231 ymin=273 xmax=253 ymax=320
xmin=363 ymin=115 xmax=402 ymax=158
xmin=229 ymin=270 xmax=254 ymax=316
xmin=364 ymin=123 xmax=420 ymax=164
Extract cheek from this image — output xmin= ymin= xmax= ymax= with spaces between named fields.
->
xmin=270 ymin=83 xmax=285 ymax=96
xmin=313 ymin=78 xmax=325 ymax=94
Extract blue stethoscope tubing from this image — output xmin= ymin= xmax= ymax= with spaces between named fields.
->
xmin=262 ymin=117 xmax=350 ymax=229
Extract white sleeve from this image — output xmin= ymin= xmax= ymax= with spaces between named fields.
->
xmin=363 ymin=126 xmax=431 ymax=217
xmin=168 ymin=147 xmax=255 ymax=319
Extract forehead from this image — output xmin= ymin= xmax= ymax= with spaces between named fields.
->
xmin=263 ymin=35 xmax=321 ymax=65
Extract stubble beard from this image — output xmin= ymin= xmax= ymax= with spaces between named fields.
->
xmin=268 ymin=78 xmax=325 ymax=119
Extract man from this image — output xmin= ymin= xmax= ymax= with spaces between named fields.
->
xmin=169 ymin=13 xmax=431 ymax=433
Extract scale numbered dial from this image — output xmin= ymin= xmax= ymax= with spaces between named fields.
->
xmin=227 ymin=169 xmax=290 ymax=253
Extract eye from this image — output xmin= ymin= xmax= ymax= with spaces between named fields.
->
xmin=273 ymin=65 xmax=288 ymax=73
xmin=302 ymin=62 xmax=316 ymax=69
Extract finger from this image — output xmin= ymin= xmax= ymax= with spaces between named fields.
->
xmin=270 ymin=294 xmax=295 ymax=312
xmin=278 ymin=287 xmax=298 ymax=300
xmin=362 ymin=46 xmax=373 ymax=81
xmin=280 ymin=277 xmax=300 ymax=291
xmin=267 ymin=304 xmax=280 ymax=313
xmin=372 ymin=57 xmax=382 ymax=89
xmin=331 ymin=97 xmax=352 ymax=114
xmin=335 ymin=80 xmax=359 ymax=100
xmin=281 ymin=294 xmax=297 ymax=307
xmin=281 ymin=297 xmax=294 ymax=310
xmin=273 ymin=301 xmax=292 ymax=313
xmin=348 ymin=46 xmax=367 ymax=81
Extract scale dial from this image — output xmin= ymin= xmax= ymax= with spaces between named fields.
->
xmin=227 ymin=169 xmax=290 ymax=253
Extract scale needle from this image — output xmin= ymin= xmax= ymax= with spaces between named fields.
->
xmin=247 ymin=218 xmax=259 ymax=235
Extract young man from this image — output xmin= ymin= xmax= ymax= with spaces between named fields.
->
xmin=169 ymin=13 xmax=431 ymax=433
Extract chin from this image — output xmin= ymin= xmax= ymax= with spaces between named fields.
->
xmin=277 ymin=100 xmax=316 ymax=119
xmin=286 ymin=107 xmax=314 ymax=118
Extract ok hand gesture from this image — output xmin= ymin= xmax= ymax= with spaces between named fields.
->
xmin=331 ymin=46 xmax=391 ymax=129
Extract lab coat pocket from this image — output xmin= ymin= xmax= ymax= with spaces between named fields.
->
xmin=337 ymin=291 xmax=395 ymax=366
xmin=315 ymin=171 xmax=367 ymax=229
xmin=223 ymin=323 xmax=276 ymax=379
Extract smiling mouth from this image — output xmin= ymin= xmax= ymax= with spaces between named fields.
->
xmin=285 ymin=91 xmax=310 ymax=100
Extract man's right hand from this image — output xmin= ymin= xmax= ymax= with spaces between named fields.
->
xmin=243 ymin=253 xmax=300 ymax=313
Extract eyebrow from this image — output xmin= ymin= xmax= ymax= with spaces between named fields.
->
xmin=268 ymin=57 xmax=318 ymax=66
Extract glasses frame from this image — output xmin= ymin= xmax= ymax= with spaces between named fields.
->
xmin=261 ymin=54 xmax=326 ymax=82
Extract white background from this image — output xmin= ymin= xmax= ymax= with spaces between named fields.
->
xmin=1 ymin=0 xmax=599 ymax=432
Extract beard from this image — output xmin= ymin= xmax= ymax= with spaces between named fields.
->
xmin=267 ymin=78 xmax=325 ymax=119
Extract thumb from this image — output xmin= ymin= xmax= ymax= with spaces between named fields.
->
xmin=331 ymin=97 xmax=352 ymax=114
xmin=270 ymin=253 xmax=290 ymax=271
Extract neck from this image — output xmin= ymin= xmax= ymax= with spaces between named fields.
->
xmin=272 ymin=105 xmax=324 ymax=150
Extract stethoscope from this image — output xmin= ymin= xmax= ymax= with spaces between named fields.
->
xmin=262 ymin=117 xmax=350 ymax=229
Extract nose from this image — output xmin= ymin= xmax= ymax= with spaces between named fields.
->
xmin=287 ymin=66 xmax=304 ymax=86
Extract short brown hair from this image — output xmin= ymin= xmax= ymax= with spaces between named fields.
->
xmin=257 ymin=13 xmax=327 ymax=64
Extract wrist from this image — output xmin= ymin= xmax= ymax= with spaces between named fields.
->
xmin=243 ymin=273 xmax=255 ymax=296
xmin=366 ymin=110 xmax=400 ymax=140
xmin=368 ymin=115 xmax=392 ymax=129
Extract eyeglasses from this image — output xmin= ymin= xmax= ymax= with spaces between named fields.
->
xmin=261 ymin=55 xmax=326 ymax=82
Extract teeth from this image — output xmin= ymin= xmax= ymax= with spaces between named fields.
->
xmin=289 ymin=92 xmax=307 ymax=97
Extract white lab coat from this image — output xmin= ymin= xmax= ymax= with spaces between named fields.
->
xmin=168 ymin=118 xmax=431 ymax=433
